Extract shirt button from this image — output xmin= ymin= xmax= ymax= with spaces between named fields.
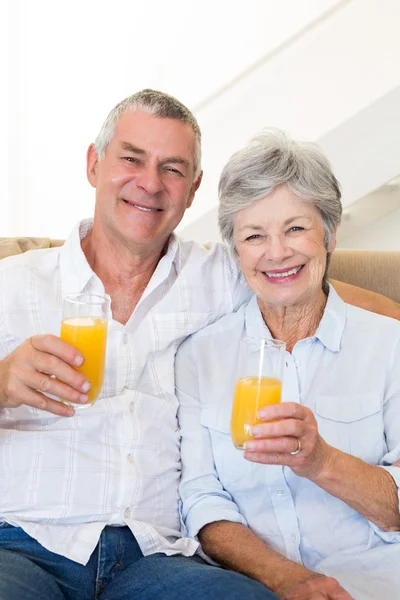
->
xmin=123 ymin=508 xmax=131 ymax=519
xmin=127 ymin=454 xmax=134 ymax=464
xmin=294 ymin=360 xmax=301 ymax=368
xmin=290 ymin=534 xmax=297 ymax=542
xmin=123 ymin=333 xmax=129 ymax=344
xmin=276 ymin=489 xmax=285 ymax=496
xmin=129 ymin=402 xmax=134 ymax=413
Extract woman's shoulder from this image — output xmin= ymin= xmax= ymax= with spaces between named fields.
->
xmin=345 ymin=301 xmax=400 ymax=344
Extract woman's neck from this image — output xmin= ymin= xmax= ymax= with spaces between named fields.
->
xmin=259 ymin=290 xmax=328 ymax=353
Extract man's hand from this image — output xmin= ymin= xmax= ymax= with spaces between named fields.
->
xmin=0 ymin=335 xmax=91 ymax=416
xmin=243 ymin=402 xmax=334 ymax=480
xmin=278 ymin=572 xmax=353 ymax=599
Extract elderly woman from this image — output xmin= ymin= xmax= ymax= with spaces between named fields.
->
xmin=176 ymin=129 xmax=400 ymax=600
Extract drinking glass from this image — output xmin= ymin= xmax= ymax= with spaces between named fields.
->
xmin=60 ymin=293 xmax=110 ymax=408
xmin=230 ymin=337 xmax=286 ymax=449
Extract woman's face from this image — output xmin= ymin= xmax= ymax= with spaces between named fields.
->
xmin=233 ymin=184 xmax=336 ymax=309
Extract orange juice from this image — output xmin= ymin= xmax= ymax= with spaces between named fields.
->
xmin=60 ymin=317 xmax=108 ymax=404
xmin=231 ymin=376 xmax=282 ymax=449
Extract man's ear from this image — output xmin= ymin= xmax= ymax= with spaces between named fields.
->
xmin=86 ymin=144 xmax=99 ymax=188
xmin=187 ymin=170 xmax=203 ymax=208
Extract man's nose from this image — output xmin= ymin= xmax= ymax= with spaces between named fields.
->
xmin=136 ymin=165 xmax=163 ymax=195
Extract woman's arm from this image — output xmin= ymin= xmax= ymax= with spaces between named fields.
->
xmin=331 ymin=280 xmax=400 ymax=319
xmin=246 ymin=401 xmax=400 ymax=531
xmin=199 ymin=520 xmax=352 ymax=599
xmin=311 ymin=445 xmax=400 ymax=531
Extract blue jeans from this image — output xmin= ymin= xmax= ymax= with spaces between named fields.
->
xmin=0 ymin=523 xmax=277 ymax=600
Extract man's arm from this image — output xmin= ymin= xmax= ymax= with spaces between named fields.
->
xmin=331 ymin=280 xmax=400 ymax=319
xmin=199 ymin=521 xmax=352 ymax=599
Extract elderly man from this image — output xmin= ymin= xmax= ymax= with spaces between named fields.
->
xmin=0 ymin=90 xmax=397 ymax=600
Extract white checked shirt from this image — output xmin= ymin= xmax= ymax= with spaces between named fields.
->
xmin=0 ymin=219 xmax=250 ymax=565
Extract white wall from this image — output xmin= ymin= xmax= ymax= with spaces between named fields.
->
xmin=179 ymin=0 xmax=400 ymax=232
xmin=0 ymin=2 xmax=9 ymax=233
xmin=3 ymin=0 xmax=341 ymax=238
xmin=339 ymin=207 xmax=400 ymax=250
xmin=180 ymin=85 xmax=400 ymax=245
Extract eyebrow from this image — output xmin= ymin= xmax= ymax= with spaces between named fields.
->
xmin=238 ymin=216 xmax=310 ymax=232
xmin=120 ymin=142 xmax=146 ymax=154
xmin=120 ymin=141 xmax=191 ymax=169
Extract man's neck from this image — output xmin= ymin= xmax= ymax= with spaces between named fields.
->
xmin=81 ymin=225 xmax=169 ymax=325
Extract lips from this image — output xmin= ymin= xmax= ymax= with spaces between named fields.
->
xmin=122 ymin=199 xmax=162 ymax=212
xmin=264 ymin=265 xmax=303 ymax=279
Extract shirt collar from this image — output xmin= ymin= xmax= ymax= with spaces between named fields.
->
xmin=59 ymin=219 xmax=99 ymax=297
xmin=244 ymin=283 xmax=347 ymax=352
xmin=313 ymin=284 xmax=347 ymax=352
xmin=59 ymin=219 xmax=181 ymax=297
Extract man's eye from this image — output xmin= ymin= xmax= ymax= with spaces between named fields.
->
xmin=165 ymin=167 xmax=183 ymax=176
xmin=123 ymin=157 xmax=138 ymax=163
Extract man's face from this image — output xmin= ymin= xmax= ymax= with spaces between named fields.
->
xmin=87 ymin=110 xmax=202 ymax=251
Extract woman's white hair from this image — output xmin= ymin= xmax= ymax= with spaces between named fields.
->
xmin=94 ymin=89 xmax=202 ymax=179
xmin=218 ymin=128 xmax=342 ymax=255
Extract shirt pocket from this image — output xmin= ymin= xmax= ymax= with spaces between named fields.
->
xmin=315 ymin=394 xmax=384 ymax=463
xmin=200 ymin=404 xmax=255 ymax=487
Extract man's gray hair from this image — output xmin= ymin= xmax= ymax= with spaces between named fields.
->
xmin=218 ymin=128 xmax=342 ymax=254
xmin=94 ymin=89 xmax=202 ymax=179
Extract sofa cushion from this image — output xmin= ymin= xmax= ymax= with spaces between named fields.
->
xmin=0 ymin=237 xmax=62 ymax=260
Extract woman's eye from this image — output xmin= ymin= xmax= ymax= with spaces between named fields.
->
xmin=288 ymin=226 xmax=304 ymax=233
xmin=245 ymin=234 xmax=261 ymax=242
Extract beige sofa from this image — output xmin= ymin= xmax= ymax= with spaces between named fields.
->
xmin=0 ymin=236 xmax=399 ymax=303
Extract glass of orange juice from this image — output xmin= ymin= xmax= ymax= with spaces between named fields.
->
xmin=60 ymin=293 xmax=110 ymax=408
xmin=231 ymin=338 xmax=286 ymax=449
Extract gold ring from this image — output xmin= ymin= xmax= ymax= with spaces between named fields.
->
xmin=290 ymin=439 xmax=301 ymax=455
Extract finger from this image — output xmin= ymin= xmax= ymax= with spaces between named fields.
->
xmin=30 ymin=335 xmax=84 ymax=367
xmin=24 ymin=371 xmax=89 ymax=405
xmin=243 ymin=435 xmax=301 ymax=454
xmin=243 ymin=450 xmax=293 ymax=465
xmin=257 ymin=402 xmax=309 ymax=422
xmin=34 ymin=353 xmax=91 ymax=394
xmin=331 ymin=590 xmax=354 ymax=600
xmin=8 ymin=386 xmax=75 ymax=417
xmin=251 ymin=418 xmax=307 ymax=439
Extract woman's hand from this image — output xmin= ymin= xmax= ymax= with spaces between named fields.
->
xmin=243 ymin=402 xmax=335 ymax=480
xmin=277 ymin=571 xmax=353 ymax=599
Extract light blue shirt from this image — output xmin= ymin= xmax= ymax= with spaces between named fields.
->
xmin=177 ymin=286 xmax=400 ymax=599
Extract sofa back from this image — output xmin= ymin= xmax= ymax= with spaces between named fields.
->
xmin=1 ymin=237 xmax=399 ymax=303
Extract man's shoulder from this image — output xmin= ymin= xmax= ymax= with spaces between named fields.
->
xmin=0 ymin=246 xmax=61 ymax=279
xmin=177 ymin=238 xmax=237 ymax=272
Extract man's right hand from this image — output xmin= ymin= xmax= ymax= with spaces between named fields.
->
xmin=0 ymin=335 xmax=91 ymax=416
xmin=278 ymin=572 xmax=353 ymax=599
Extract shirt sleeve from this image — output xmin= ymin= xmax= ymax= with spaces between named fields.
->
xmin=176 ymin=336 xmax=247 ymax=540
xmin=371 ymin=333 xmax=400 ymax=543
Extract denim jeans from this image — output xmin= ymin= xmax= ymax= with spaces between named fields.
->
xmin=0 ymin=523 xmax=278 ymax=600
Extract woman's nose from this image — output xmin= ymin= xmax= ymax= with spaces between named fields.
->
xmin=265 ymin=235 xmax=292 ymax=262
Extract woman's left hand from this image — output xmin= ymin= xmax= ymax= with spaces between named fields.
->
xmin=243 ymin=402 xmax=334 ymax=480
